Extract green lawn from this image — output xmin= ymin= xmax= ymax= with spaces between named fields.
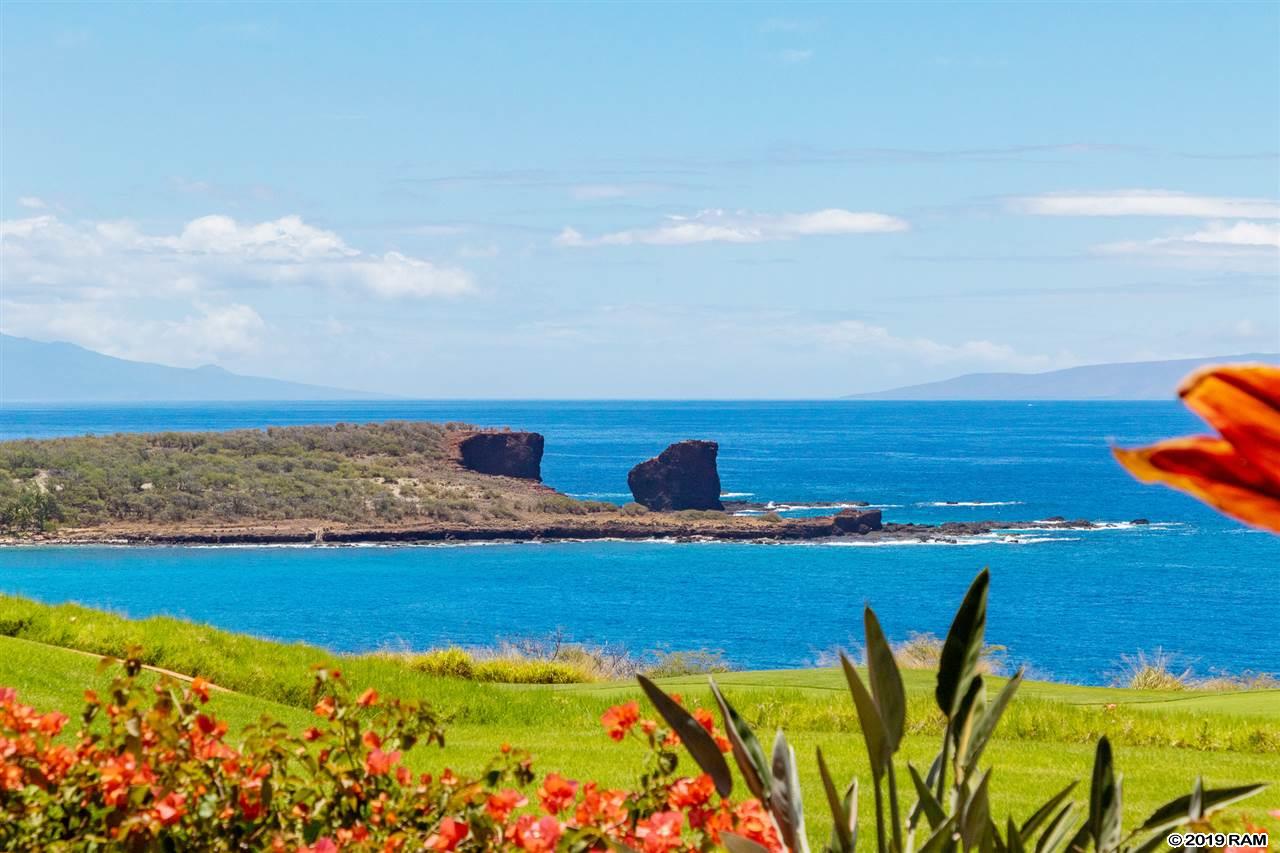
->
xmin=2 ymin=602 xmax=1277 ymax=848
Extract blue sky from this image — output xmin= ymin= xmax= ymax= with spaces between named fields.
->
xmin=2 ymin=2 xmax=1277 ymax=397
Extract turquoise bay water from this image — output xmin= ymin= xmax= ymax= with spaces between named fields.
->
xmin=1 ymin=401 xmax=1276 ymax=683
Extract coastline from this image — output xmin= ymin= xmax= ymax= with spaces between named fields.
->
xmin=0 ymin=515 xmax=1119 ymax=547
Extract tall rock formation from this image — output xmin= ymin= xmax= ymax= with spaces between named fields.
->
xmin=458 ymin=432 xmax=544 ymax=481
xmin=628 ymin=440 xmax=724 ymax=511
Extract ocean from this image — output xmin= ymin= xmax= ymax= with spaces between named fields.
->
xmin=1 ymin=400 xmax=1276 ymax=684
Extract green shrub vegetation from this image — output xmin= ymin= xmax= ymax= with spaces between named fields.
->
xmin=0 ymin=421 xmax=572 ymax=531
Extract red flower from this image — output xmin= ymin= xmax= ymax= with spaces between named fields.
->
xmin=425 ymin=816 xmax=469 ymax=851
xmin=508 ymin=815 xmax=563 ymax=852
xmin=302 ymin=839 xmax=338 ymax=853
xmin=358 ymin=688 xmax=379 ymax=707
xmin=636 ymin=810 xmax=684 ymax=853
xmin=313 ymin=696 xmax=336 ymax=719
xmin=601 ymin=700 xmax=640 ymax=741
xmin=153 ymin=791 xmax=186 ymax=826
xmin=667 ymin=774 xmax=714 ymax=809
xmin=537 ymin=772 xmax=579 ymax=815
xmin=303 ymin=726 xmax=324 ymax=742
xmin=574 ymin=782 xmax=628 ymax=828
xmin=362 ymin=730 xmax=382 ymax=750
xmin=733 ymin=800 xmax=782 ymax=851
xmin=487 ymin=788 xmax=529 ymax=822
xmin=365 ymin=748 xmax=401 ymax=776
xmin=190 ymin=677 xmax=211 ymax=703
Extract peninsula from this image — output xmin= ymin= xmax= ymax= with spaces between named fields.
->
xmin=1 ymin=421 xmax=1104 ymax=546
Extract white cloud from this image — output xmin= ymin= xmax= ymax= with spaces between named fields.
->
xmin=778 ymin=48 xmax=814 ymax=63
xmin=808 ymin=319 xmax=1056 ymax=371
xmin=556 ymin=207 xmax=908 ymax=247
xmin=2 ymin=300 xmax=266 ymax=366
xmin=1010 ymin=190 xmax=1280 ymax=218
xmin=0 ymin=212 xmax=474 ymax=299
xmin=16 ymin=196 xmax=47 ymax=210
xmin=1097 ymin=220 xmax=1280 ymax=258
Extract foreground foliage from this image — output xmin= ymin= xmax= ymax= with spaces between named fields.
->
xmin=1 ymin=572 xmax=1269 ymax=851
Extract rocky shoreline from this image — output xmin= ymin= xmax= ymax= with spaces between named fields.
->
xmin=0 ymin=515 xmax=1129 ymax=547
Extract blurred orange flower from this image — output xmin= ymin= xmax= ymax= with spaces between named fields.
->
xmin=1114 ymin=364 xmax=1280 ymax=533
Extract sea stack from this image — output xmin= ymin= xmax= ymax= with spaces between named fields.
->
xmin=627 ymin=440 xmax=724 ymax=511
xmin=833 ymin=508 xmax=883 ymax=534
xmin=458 ymin=431 xmax=544 ymax=481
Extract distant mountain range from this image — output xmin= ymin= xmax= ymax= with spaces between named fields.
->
xmin=847 ymin=354 xmax=1280 ymax=401
xmin=0 ymin=334 xmax=385 ymax=402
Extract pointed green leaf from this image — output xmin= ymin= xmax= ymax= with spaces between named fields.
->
xmin=1134 ymin=782 xmax=1266 ymax=836
xmin=918 ymin=816 xmax=958 ymax=853
xmin=1019 ymin=781 xmax=1078 ymax=840
xmin=909 ymin=751 xmax=944 ymax=829
xmin=962 ymin=770 xmax=992 ymax=850
xmin=840 ymin=652 xmax=889 ymax=781
xmin=864 ymin=607 xmax=907 ymax=752
xmin=1007 ymin=817 xmax=1026 ymax=853
xmin=1035 ymin=805 xmax=1077 ymax=853
xmin=936 ymin=569 xmax=989 ymax=720
xmin=770 ymin=730 xmax=809 ymax=853
xmin=961 ymin=669 xmax=1024 ymax=778
xmin=817 ymin=747 xmax=856 ymax=853
xmin=1087 ymin=738 xmax=1122 ymax=853
xmin=908 ymin=762 xmax=946 ymax=831
xmin=636 ymin=675 xmax=732 ymax=797
xmin=711 ymin=678 xmax=771 ymax=804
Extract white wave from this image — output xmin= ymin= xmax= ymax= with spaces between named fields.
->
xmin=720 ymin=492 xmax=754 ymax=498
xmin=916 ymin=500 xmax=1024 ymax=507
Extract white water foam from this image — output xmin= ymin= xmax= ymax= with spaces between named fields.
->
xmin=916 ymin=500 xmax=1025 ymax=507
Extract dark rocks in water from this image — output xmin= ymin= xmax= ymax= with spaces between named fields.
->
xmin=628 ymin=440 xmax=724 ymax=511
xmin=458 ymin=431 xmax=544 ymax=480
xmin=834 ymin=508 xmax=883 ymax=535
xmin=1131 ymin=518 xmax=1150 ymax=525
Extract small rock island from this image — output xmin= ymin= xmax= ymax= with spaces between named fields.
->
xmin=628 ymin=440 xmax=724 ymax=511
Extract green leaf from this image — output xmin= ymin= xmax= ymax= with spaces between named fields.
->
xmin=1087 ymin=737 xmax=1122 ymax=853
xmin=908 ymin=752 xmax=944 ymax=829
xmin=636 ymin=674 xmax=733 ymax=797
xmin=918 ymin=816 xmax=958 ymax=853
xmin=960 ymin=670 xmax=1024 ymax=779
xmin=936 ymin=569 xmax=990 ymax=720
xmin=864 ymin=607 xmax=906 ymax=752
xmin=1006 ymin=817 xmax=1026 ymax=853
xmin=1034 ymin=805 xmax=1076 ymax=853
xmin=817 ymin=747 xmax=857 ymax=853
xmin=961 ymin=770 xmax=992 ymax=851
xmin=770 ymin=730 xmax=809 ymax=853
xmin=840 ymin=652 xmax=889 ymax=781
xmin=711 ymin=678 xmax=771 ymax=804
xmin=1019 ymin=781 xmax=1078 ymax=840
xmin=908 ymin=762 xmax=946 ymax=831
xmin=1134 ymin=781 xmax=1266 ymax=836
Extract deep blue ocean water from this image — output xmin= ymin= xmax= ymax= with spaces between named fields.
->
xmin=1 ymin=401 xmax=1276 ymax=684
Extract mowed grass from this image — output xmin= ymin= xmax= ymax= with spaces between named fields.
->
xmin=1 ymin=596 xmax=1277 ymax=847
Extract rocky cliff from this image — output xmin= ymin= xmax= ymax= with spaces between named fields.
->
xmin=627 ymin=440 xmax=723 ymax=511
xmin=457 ymin=431 xmax=544 ymax=480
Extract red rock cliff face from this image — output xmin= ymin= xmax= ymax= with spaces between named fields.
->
xmin=627 ymin=440 xmax=723 ymax=511
xmin=457 ymin=432 xmax=544 ymax=481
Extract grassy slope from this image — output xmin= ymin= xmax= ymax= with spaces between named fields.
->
xmin=2 ymin=606 xmax=1277 ymax=847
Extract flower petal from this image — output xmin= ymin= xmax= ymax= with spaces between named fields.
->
xmin=1113 ymin=437 xmax=1280 ymax=533
xmin=1179 ymin=364 xmax=1280 ymax=485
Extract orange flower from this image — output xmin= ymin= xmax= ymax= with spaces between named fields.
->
xmin=425 ymin=816 xmax=469 ymax=851
xmin=508 ymin=814 xmax=563 ymax=852
xmin=190 ymin=677 xmax=211 ymax=703
xmin=1114 ymin=365 xmax=1280 ymax=533
xmin=635 ymin=810 xmax=684 ymax=853
xmin=358 ymin=688 xmax=379 ymax=707
xmin=733 ymin=799 xmax=783 ymax=851
xmin=487 ymin=788 xmax=528 ymax=822
xmin=574 ymin=782 xmax=628 ymax=827
xmin=601 ymin=700 xmax=641 ymax=741
xmin=537 ymin=772 xmax=578 ymax=815
xmin=153 ymin=791 xmax=186 ymax=826
xmin=667 ymin=774 xmax=714 ymax=810
xmin=365 ymin=748 xmax=401 ymax=776
xmin=313 ymin=696 xmax=336 ymax=719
